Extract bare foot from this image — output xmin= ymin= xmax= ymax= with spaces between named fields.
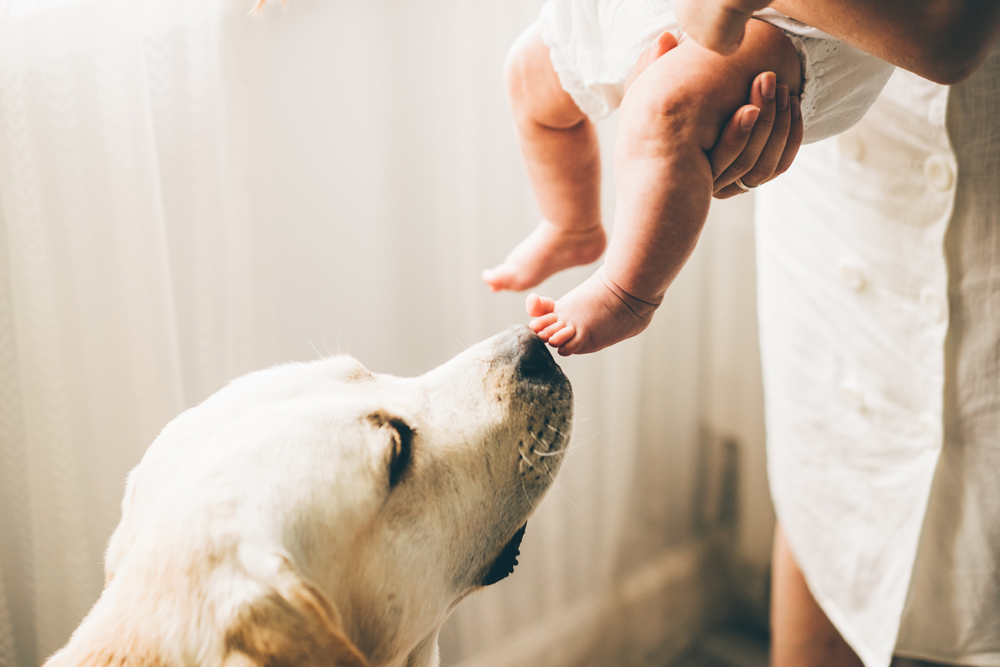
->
xmin=482 ymin=219 xmax=606 ymax=292
xmin=526 ymin=266 xmax=660 ymax=356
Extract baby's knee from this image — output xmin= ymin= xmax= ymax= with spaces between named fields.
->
xmin=620 ymin=71 xmax=701 ymax=142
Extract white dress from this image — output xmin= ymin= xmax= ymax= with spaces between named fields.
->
xmin=756 ymin=42 xmax=1000 ymax=667
xmin=538 ymin=0 xmax=893 ymax=142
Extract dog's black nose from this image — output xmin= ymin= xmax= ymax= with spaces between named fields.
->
xmin=518 ymin=331 xmax=557 ymax=378
xmin=501 ymin=325 xmax=558 ymax=379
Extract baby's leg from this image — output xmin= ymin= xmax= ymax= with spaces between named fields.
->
xmin=530 ymin=20 xmax=801 ymax=354
xmin=483 ymin=24 xmax=678 ymax=292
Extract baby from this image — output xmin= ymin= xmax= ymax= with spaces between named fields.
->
xmin=483 ymin=0 xmax=894 ymax=355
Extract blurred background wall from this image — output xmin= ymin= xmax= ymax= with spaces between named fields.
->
xmin=0 ymin=0 xmax=773 ymax=664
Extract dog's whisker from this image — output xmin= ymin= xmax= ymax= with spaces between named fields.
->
xmin=539 ymin=458 xmax=558 ymax=482
xmin=546 ymin=473 xmax=583 ymax=514
xmin=518 ymin=449 xmax=534 ymax=468
xmin=518 ymin=471 xmax=539 ymax=513
xmin=529 ymin=432 xmax=552 ymax=450
xmin=541 ymin=468 xmax=557 ymax=483
xmin=565 ymin=439 xmax=591 ymax=461
xmin=520 ymin=474 xmax=570 ymax=529
xmin=532 ymin=448 xmax=565 ymax=457
xmin=309 ymin=339 xmax=324 ymax=360
xmin=335 ymin=327 xmax=347 ymax=356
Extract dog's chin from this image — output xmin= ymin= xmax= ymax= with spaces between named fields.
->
xmin=482 ymin=523 xmax=527 ymax=586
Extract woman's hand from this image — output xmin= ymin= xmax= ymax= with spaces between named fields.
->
xmin=710 ymin=71 xmax=802 ymax=198
xmin=625 ymin=37 xmax=803 ymax=199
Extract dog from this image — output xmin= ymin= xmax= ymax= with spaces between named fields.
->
xmin=42 ymin=325 xmax=573 ymax=667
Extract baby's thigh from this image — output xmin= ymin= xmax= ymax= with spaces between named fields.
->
xmin=506 ymin=21 xmax=586 ymax=128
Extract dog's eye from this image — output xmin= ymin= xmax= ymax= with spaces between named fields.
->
xmin=387 ymin=418 xmax=413 ymax=488
xmin=368 ymin=412 xmax=414 ymax=488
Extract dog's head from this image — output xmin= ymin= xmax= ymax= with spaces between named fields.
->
xmin=46 ymin=326 xmax=572 ymax=667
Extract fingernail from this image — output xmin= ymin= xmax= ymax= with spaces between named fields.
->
xmin=791 ymin=96 xmax=801 ymax=120
xmin=741 ymin=106 xmax=760 ymax=132
xmin=777 ymin=85 xmax=789 ymax=111
xmin=761 ymin=72 xmax=776 ymax=101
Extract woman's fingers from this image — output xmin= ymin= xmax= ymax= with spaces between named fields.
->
xmin=708 ymin=104 xmax=761 ymax=180
xmin=712 ymin=71 xmax=777 ymax=189
xmin=714 ymin=92 xmax=800 ymax=198
xmin=767 ymin=95 xmax=803 ymax=181
xmin=737 ymin=85 xmax=792 ymax=186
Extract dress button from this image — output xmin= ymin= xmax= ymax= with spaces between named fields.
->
xmin=837 ymin=257 xmax=867 ymax=291
xmin=838 ymin=377 xmax=866 ymax=411
xmin=838 ymin=134 xmax=865 ymax=161
xmin=920 ymin=287 xmax=947 ymax=323
xmin=924 ymin=155 xmax=954 ymax=191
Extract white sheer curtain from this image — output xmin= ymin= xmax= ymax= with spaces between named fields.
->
xmin=0 ymin=1 xmax=770 ymax=665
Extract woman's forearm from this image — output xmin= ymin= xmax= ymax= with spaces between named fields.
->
xmin=770 ymin=0 xmax=1000 ymax=83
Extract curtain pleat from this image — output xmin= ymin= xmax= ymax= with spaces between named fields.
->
xmin=0 ymin=1 xmax=769 ymax=665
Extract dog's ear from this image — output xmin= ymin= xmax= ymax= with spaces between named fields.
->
xmin=226 ymin=573 xmax=369 ymax=667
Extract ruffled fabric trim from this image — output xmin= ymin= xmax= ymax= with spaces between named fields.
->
xmin=762 ymin=15 xmax=894 ymax=144
xmin=538 ymin=1 xmax=616 ymax=120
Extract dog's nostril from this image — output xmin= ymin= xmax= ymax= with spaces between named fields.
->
xmin=517 ymin=331 xmax=557 ymax=378
xmin=498 ymin=325 xmax=560 ymax=379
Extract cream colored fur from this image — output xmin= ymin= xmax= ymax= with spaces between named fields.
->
xmin=42 ymin=326 xmax=573 ymax=667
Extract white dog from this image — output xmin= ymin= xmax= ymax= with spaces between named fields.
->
xmin=43 ymin=325 xmax=572 ymax=667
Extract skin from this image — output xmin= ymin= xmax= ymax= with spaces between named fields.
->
xmin=769 ymin=0 xmax=1000 ymax=83
xmin=772 ymin=527 xmax=864 ymax=667
xmin=487 ymin=19 xmax=801 ymax=356
xmin=677 ymin=0 xmax=1000 ymax=83
xmin=675 ymin=0 xmax=773 ymax=55
xmin=481 ymin=26 xmax=798 ymax=293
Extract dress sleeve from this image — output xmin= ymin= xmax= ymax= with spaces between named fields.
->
xmin=755 ymin=10 xmax=896 ymax=144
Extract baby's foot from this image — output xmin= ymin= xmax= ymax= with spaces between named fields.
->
xmin=482 ymin=219 xmax=606 ymax=292
xmin=526 ymin=267 xmax=660 ymax=356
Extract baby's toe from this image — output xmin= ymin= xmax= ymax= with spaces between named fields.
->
xmin=526 ymin=293 xmax=556 ymax=317
xmin=528 ymin=313 xmax=562 ymax=340
xmin=557 ymin=332 xmax=587 ymax=356
xmin=537 ymin=319 xmax=566 ymax=342
xmin=483 ymin=265 xmax=517 ymax=291
xmin=548 ymin=323 xmax=577 ymax=349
